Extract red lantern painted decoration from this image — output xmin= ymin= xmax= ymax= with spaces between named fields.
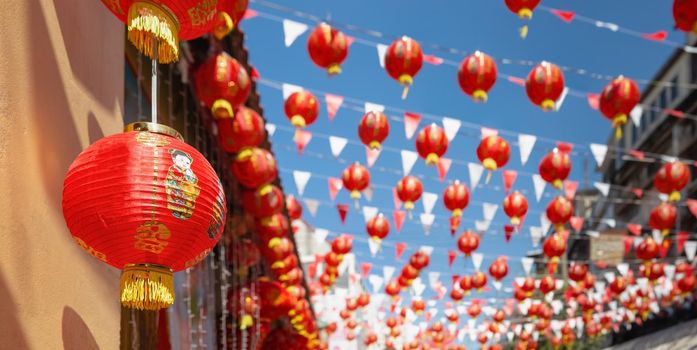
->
xmin=539 ymin=275 xmax=556 ymax=294
xmin=241 ymin=185 xmax=284 ymax=217
xmin=212 ymin=0 xmax=249 ymax=39
xmin=546 ymin=196 xmax=574 ymax=232
xmin=504 ymin=0 xmax=541 ymax=19
xmin=471 ymin=271 xmax=488 ymax=291
xmin=358 ymin=111 xmax=390 ymax=150
xmin=217 ymin=106 xmax=265 ymax=153
xmin=396 ymin=175 xmax=424 ymax=210
xmin=477 ymin=135 xmax=511 ymax=182
xmin=284 ymin=91 xmax=320 ymax=129
xmin=599 ymin=77 xmax=640 ymax=139
xmin=195 ymin=52 xmax=252 ymax=119
xmin=539 ymin=149 xmax=572 ymax=189
xmin=415 ymin=124 xmax=448 ymax=165
xmin=366 ymin=213 xmax=391 ymax=242
xmin=384 ymin=36 xmax=424 ymax=99
xmin=341 ymin=162 xmax=370 ymax=199
xmin=503 ymin=191 xmax=528 ymax=226
xmin=543 ymin=233 xmax=566 ymax=273
xmin=457 ymin=231 xmax=480 ymax=257
xmin=285 ymin=195 xmax=303 ymax=220
xmin=654 ymin=161 xmax=691 ymax=202
xmin=488 ymin=257 xmax=509 ymax=281
xmin=525 ymin=62 xmax=565 ymax=111
xmin=231 ymin=147 xmax=278 ymax=191
xmin=458 ymin=51 xmax=497 ymax=102
xmin=649 ymin=202 xmax=677 ymax=236
xmin=307 ymin=23 xmax=349 ymax=75
xmin=673 ymin=0 xmax=697 ymax=33
xmin=62 ymin=123 xmax=226 ymax=310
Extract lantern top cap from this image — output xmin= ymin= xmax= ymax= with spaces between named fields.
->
xmin=125 ymin=122 xmax=183 ymax=141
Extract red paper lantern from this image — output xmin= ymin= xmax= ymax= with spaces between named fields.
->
xmin=450 ymin=288 xmax=465 ymax=303
xmin=412 ymin=299 xmax=426 ymax=314
xmin=543 ymin=233 xmax=566 ymax=273
xmin=477 ymin=135 xmax=511 ymax=180
xmin=539 ymin=275 xmax=556 ymax=294
xmin=396 ymin=175 xmax=424 ymax=210
xmin=229 ymin=239 xmax=261 ymax=269
xmin=678 ymin=274 xmax=697 ymax=294
xmin=415 ymin=124 xmax=449 ymax=165
xmin=385 ymin=36 xmax=424 ymax=99
xmin=409 ymin=251 xmax=430 ymax=270
xmin=284 ymin=91 xmax=320 ymax=129
xmin=539 ymin=149 xmax=572 ymax=189
xmin=228 ymin=279 xmax=295 ymax=322
xmin=504 ymin=0 xmax=541 ymax=19
xmin=341 ymin=162 xmax=370 ymax=199
xmin=256 ymin=213 xmax=290 ymax=242
xmin=446 ymin=310 xmax=459 ymax=324
xmin=195 ymin=53 xmax=252 ymax=120
xmin=261 ymin=236 xmax=294 ymax=266
xmin=459 ymin=275 xmax=472 ymax=294
xmin=62 ymin=123 xmax=226 ymax=310
xmin=458 ymin=51 xmax=497 ymax=102
xmin=488 ymin=257 xmax=509 ymax=281
xmin=358 ymin=111 xmax=390 ymax=150
xmin=636 ymin=237 xmax=659 ymax=262
xmin=443 ymin=180 xmax=470 ymax=234
xmin=568 ymin=263 xmax=588 ymax=282
xmin=599 ymin=77 xmax=640 ymax=139
xmin=467 ymin=302 xmax=482 ymax=317
xmin=654 ymin=161 xmax=691 ymax=202
xmin=610 ymin=276 xmax=627 ymax=294
xmin=386 ymin=317 xmax=398 ymax=329
xmin=457 ymin=231 xmax=480 ymax=256
xmin=357 ymin=293 xmax=370 ymax=308
xmin=285 ymin=195 xmax=303 ymax=220
xmin=546 ymin=196 xmax=573 ymax=232
xmin=331 ymin=235 xmax=353 ymax=255
xmin=307 ymin=23 xmax=349 ymax=75
xmin=400 ymin=265 xmax=418 ymax=282
xmin=525 ymin=62 xmax=565 ymax=111
xmin=471 ymin=271 xmax=488 ymax=291
xmin=673 ymin=0 xmax=697 ymax=33
xmin=649 ymin=202 xmax=677 ymax=236
xmin=212 ymin=0 xmax=249 ymax=39
xmin=503 ymin=191 xmax=528 ymax=225
xmin=364 ymin=333 xmax=378 ymax=346
xmin=101 ymin=0 xmax=217 ymax=63
xmin=324 ymin=251 xmax=343 ymax=267
xmin=242 ymin=185 xmax=284 ymax=217
xmin=385 ymin=280 xmax=401 ymax=299
xmin=216 ymin=106 xmax=265 ymax=153
xmin=366 ymin=213 xmax=391 ymax=242
xmin=477 ymin=333 xmax=488 ymax=345
xmin=231 ymin=147 xmax=278 ymax=191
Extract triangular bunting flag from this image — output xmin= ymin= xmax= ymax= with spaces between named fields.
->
xmin=420 ymin=246 xmax=435 ymax=256
xmin=483 ymin=203 xmax=499 ymax=221
xmin=641 ymin=31 xmax=667 ymax=42
xmin=504 ymin=225 xmax=514 ymax=242
xmin=594 ymin=182 xmax=610 ymax=196
xmin=493 ymin=281 xmax=502 ymax=291
xmin=532 ymin=174 xmax=546 ymax=202
xmin=313 ymin=229 xmax=329 ymax=244
xmin=282 ymin=19 xmax=308 ymax=47
xmin=294 ymin=130 xmax=312 ymax=154
xmin=422 ymin=192 xmax=438 ymax=214
xmin=630 ymin=106 xmax=643 ymax=127
xmin=404 ymin=112 xmax=422 ymax=140
xmin=617 ymin=263 xmax=629 ymax=277
xmin=685 ymin=241 xmax=697 ymax=262
xmin=678 ymin=231 xmax=689 ymax=253
xmin=363 ymin=186 xmax=374 ymax=202
xmin=366 ymin=147 xmax=381 ymax=167
xmin=502 ymin=170 xmax=517 ymax=194
xmin=468 ymin=162 xmax=485 ymax=190
xmin=549 ymin=9 xmax=576 ymax=22
xmin=437 ymin=158 xmax=452 ymax=182
xmin=369 ymin=275 xmax=384 ymax=294
xmin=589 ymin=144 xmax=608 ymax=167
xmin=518 ymin=134 xmax=537 ymax=166
xmin=364 ymin=102 xmax=384 ymax=113
xmin=448 ymin=250 xmax=458 ymax=267
xmin=530 ymin=227 xmax=543 ymax=247
xmin=570 ymin=216 xmax=584 ymax=232
xmin=293 ymin=170 xmax=311 ymax=196
xmin=521 ymin=257 xmax=534 ymax=275
xmin=393 ymin=188 xmax=403 ymax=209
xmin=564 ymin=180 xmax=579 ymax=200
xmin=420 ymin=213 xmax=435 ymax=234
xmin=325 ymin=93 xmax=344 ymax=121
xmin=627 ymin=224 xmax=642 ymax=236
xmin=361 ymin=262 xmax=372 ymax=278
xmin=281 ymin=83 xmax=303 ymax=100
xmin=423 ymin=54 xmax=444 ymax=65
xmin=687 ymin=199 xmax=697 ymax=218
xmin=395 ymin=243 xmax=407 ymax=260
xmin=265 ymin=123 xmax=276 ymax=137
xmin=475 ymin=220 xmax=491 ymax=232
xmin=368 ymin=239 xmax=381 ymax=257
xmin=587 ymin=93 xmax=600 ymax=110
xmin=362 ymin=206 xmax=378 ymax=223
xmin=337 ymin=204 xmax=349 ymax=224
xmin=303 ymin=198 xmax=319 ymax=217
xmin=376 ymin=44 xmax=388 ymax=68
xmin=401 ymin=150 xmax=419 ymax=175
xmin=383 ymin=266 xmax=396 ymax=281
xmin=555 ymin=87 xmax=570 ymax=111
xmin=328 ymin=177 xmax=342 ymax=201
xmin=471 ymin=253 xmax=484 ymax=271
xmin=393 ymin=210 xmax=406 ymax=232
xmin=442 ymin=117 xmax=461 ymax=141
xmin=328 ymin=136 xmax=347 ymax=158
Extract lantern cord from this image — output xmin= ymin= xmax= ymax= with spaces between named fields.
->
xmin=151 ymin=38 xmax=158 ymax=124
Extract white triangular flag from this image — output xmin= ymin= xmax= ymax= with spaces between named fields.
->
xmin=420 ymin=246 xmax=435 ymax=256
xmin=468 ymin=162 xmax=484 ymax=190
xmin=604 ymin=272 xmax=616 ymax=283
xmin=303 ymin=198 xmax=319 ymax=217
xmin=658 ymin=193 xmax=669 ymax=202
xmin=413 ymin=283 xmax=426 ymax=296
xmin=630 ymin=105 xmax=643 ymax=127
xmin=369 ymin=275 xmax=384 ymax=294
xmin=428 ymin=272 xmax=441 ymax=288
xmin=483 ymin=203 xmax=499 ymax=221
xmin=362 ymin=206 xmax=379 ymax=223
xmin=586 ymin=230 xmax=600 ymax=238
xmin=314 ymin=228 xmax=329 ymax=244
xmin=401 ymin=150 xmax=418 ymax=176
xmin=633 ymin=237 xmax=643 ymax=247
xmin=664 ymin=264 xmax=676 ymax=280
xmin=594 ymin=182 xmax=610 ymax=196
xmin=422 ymin=192 xmax=438 ymax=214
xmin=442 ymin=117 xmax=461 ymax=142
xmin=493 ymin=280 xmax=502 ymax=291
xmin=383 ymin=266 xmax=396 ymax=281
xmin=364 ymin=102 xmax=385 ymax=113
xmin=555 ymin=87 xmax=570 ymax=111
xmin=552 ymin=300 xmax=563 ymax=315
xmin=530 ymin=227 xmax=543 ymax=247
xmin=363 ymin=186 xmax=374 ymax=202
xmin=589 ymin=143 xmax=608 ymax=167
xmin=328 ymin=136 xmax=347 ymax=158
xmin=282 ymin=19 xmax=309 ymax=47
xmin=603 ymin=218 xmax=616 ymax=228
xmin=685 ymin=241 xmax=697 ymax=261
xmin=518 ymin=134 xmax=537 ymax=166
xmin=293 ymin=170 xmax=311 ymax=196
xmin=265 ymin=123 xmax=277 ymax=137
xmin=507 ymin=332 xmax=514 ymax=342
xmin=652 ymin=229 xmax=663 ymax=244
xmin=515 ymin=277 xmax=525 ymax=287
xmin=475 ymin=220 xmax=491 ymax=232
xmin=471 ymin=253 xmax=484 ymax=271
xmin=594 ymin=282 xmax=606 ymax=294
xmin=420 ymin=213 xmax=435 ymax=234
xmin=532 ymin=174 xmax=546 ymax=202
xmin=368 ymin=239 xmax=381 ymax=257
xmin=376 ymin=44 xmax=388 ymax=68
xmin=281 ymin=83 xmax=304 ymax=100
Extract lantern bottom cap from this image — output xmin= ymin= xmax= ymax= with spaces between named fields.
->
xmin=212 ymin=99 xmax=234 ymax=119
xmin=327 ymin=64 xmax=342 ymax=75
xmin=540 ymin=99 xmax=556 ymax=111
xmin=120 ymin=263 xmax=174 ymax=310
xmin=127 ymin=1 xmax=180 ymax=63
xmin=213 ymin=11 xmax=234 ymax=40
xmin=517 ymin=8 xmax=533 ymax=20
xmin=425 ymin=153 xmax=440 ymax=165
xmin=472 ymin=89 xmax=488 ymax=102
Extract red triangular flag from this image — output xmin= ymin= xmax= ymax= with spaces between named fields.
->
xmin=437 ymin=158 xmax=452 ymax=182
xmin=678 ymin=231 xmax=689 ymax=253
xmin=337 ymin=204 xmax=349 ymax=224
xmin=242 ymin=9 xmax=258 ymax=19
xmin=504 ymin=225 xmax=515 ymax=242
xmin=587 ymin=93 xmax=600 ymax=110
xmin=641 ymin=31 xmax=667 ymax=42
xmin=687 ymin=199 xmax=697 ymax=218
xmin=328 ymin=177 xmax=342 ymax=201
xmin=361 ymin=262 xmax=372 ymax=278
xmin=366 ymin=146 xmax=381 ymax=167
xmin=502 ymin=170 xmax=517 ymax=194
xmin=667 ymin=109 xmax=685 ymax=118
xmin=560 ymin=230 xmax=570 ymax=241
xmin=628 ymin=149 xmax=644 ymax=160
xmin=294 ymin=130 xmax=312 ymax=154
xmin=556 ymin=142 xmax=573 ymax=153
xmin=627 ymin=224 xmax=642 ymax=236
xmin=404 ymin=112 xmax=421 ymax=139
xmin=250 ymin=66 xmax=260 ymax=80
xmin=450 ymin=216 xmax=461 ymax=236
xmin=423 ymin=54 xmax=443 ymax=65
xmin=448 ymin=251 xmax=458 ymax=267
xmin=550 ymin=9 xmax=576 ymax=23
xmin=315 ymin=254 xmax=324 ymax=263
xmin=564 ymin=180 xmax=579 ymax=200
xmin=451 ymin=274 xmax=460 ymax=286
xmin=393 ymin=188 xmax=403 ymax=209
xmin=632 ymin=188 xmax=644 ymax=198
xmin=624 ymin=237 xmax=633 ymax=256
xmin=325 ymin=93 xmax=344 ymax=121
xmin=393 ymin=210 xmax=406 ymax=232
xmin=570 ymin=216 xmax=584 ymax=232
xmin=507 ymin=76 xmax=525 ymax=86
xmin=395 ymin=242 xmax=407 ymax=260
xmin=660 ymin=240 xmax=672 ymax=258
xmin=308 ymin=262 xmax=317 ymax=279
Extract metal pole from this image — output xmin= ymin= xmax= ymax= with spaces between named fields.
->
xmin=151 ymin=39 xmax=158 ymax=124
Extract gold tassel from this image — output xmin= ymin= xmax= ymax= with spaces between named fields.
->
xmin=120 ymin=264 xmax=174 ymax=310
xmin=127 ymin=1 xmax=180 ymax=63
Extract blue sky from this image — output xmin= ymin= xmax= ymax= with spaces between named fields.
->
xmin=238 ymin=0 xmax=684 ymax=333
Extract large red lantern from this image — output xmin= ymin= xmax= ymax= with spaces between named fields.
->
xmin=385 ymin=36 xmax=424 ymax=99
xmin=284 ymin=91 xmax=320 ymax=129
xmin=543 ymin=233 xmax=566 ymax=273
xmin=396 ymin=175 xmax=424 ymax=210
xmin=458 ymin=51 xmax=497 ymax=102
xmin=457 ymin=231 xmax=480 ymax=257
xmin=471 ymin=271 xmax=488 ymax=291
xmin=242 ymin=185 xmax=284 ymax=217
xmin=488 ymin=257 xmax=509 ymax=281
xmin=636 ymin=237 xmax=659 ymax=262
xmin=525 ymin=62 xmax=565 ymax=111
xmin=503 ymin=191 xmax=528 ymax=225
xmin=477 ymin=135 xmax=511 ymax=182
xmin=654 ymin=161 xmax=691 ymax=202
xmin=358 ymin=111 xmax=390 ymax=150
xmin=443 ymin=181 xmax=470 ymax=234
xmin=649 ymin=202 xmax=677 ymax=236
xmin=217 ymin=106 xmax=265 ymax=154
xmin=62 ymin=123 xmax=226 ymax=310
xmin=212 ymin=0 xmax=249 ymax=39
xmin=415 ymin=124 xmax=449 ymax=165
xmin=195 ymin=52 xmax=252 ymax=120
xmin=341 ymin=162 xmax=370 ymax=199
xmin=599 ymin=77 xmax=640 ymax=139
xmin=101 ymin=0 xmax=217 ymax=63
xmin=546 ymin=196 xmax=573 ymax=232
xmin=673 ymin=0 xmax=697 ymax=33
xmin=504 ymin=0 xmax=541 ymax=19
xmin=366 ymin=213 xmax=391 ymax=242
xmin=307 ymin=23 xmax=349 ymax=75
xmin=231 ymin=147 xmax=278 ymax=191
xmin=286 ymin=195 xmax=303 ymax=220
xmin=539 ymin=149 xmax=572 ymax=189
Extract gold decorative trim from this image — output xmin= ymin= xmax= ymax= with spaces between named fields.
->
xmin=125 ymin=122 xmax=183 ymax=141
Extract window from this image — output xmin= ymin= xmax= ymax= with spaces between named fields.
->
xmin=660 ymin=87 xmax=670 ymax=109
xmin=692 ymin=54 xmax=697 ymax=84
xmin=671 ymin=75 xmax=679 ymax=101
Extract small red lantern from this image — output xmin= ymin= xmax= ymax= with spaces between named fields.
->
xmin=678 ymin=275 xmax=697 ymax=294
xmin=647 ymin=263 xmax=665 ymax=282
xmin=285 ymin=195 xmax=303 ymax=220
xmin=467 ymin=302 xmax=482 ymax=317
xmin=458 ymin=51 xmax=497 ymax=102
xmin=477 ymin=333 xmax=488 ymax=345
xmin=217 ymin=106 xmax=265 ymax=154
xmin=450 ymin=288 xmax=465 ymax=303
xmin=546 ymin=196 xmax=573 ymax=232
xmin=412 ymin=299 xmax=426 ymax=314
xmin=324 ymin=251 xmax=343 ymax=267
xmin=364 ymin=333 xmax=378 ymax=346
xmin=471 ymin=271 xmax=488 ymax=291
xmin=610 ymin=276 xmax=627 ymax=294
xmin=525 ymin=62 xmax=565 ymax=111
xmin=539 ymin=275 xmax=556 ymax=294
xmin=543 ymin=233 xmax=566 ymax=273
xmin=568 ymin=264 xmax=588 ymax=282
xmin=520 ymin=277 xmax=535 ymax=297
xmin=649 ymin=202 xmax=677 ymax=236
xmin=357 ymin=293 xmax=370 ymax=308
xmin=409 ymin=251 xmax=430 ymax=270
xmin=654 ymin=161 xmax=691 ymax=202
xmin=331 ymin=235 xmax=353 ymax=255
xmin=539 ymin=149 xmax=572 ymax=189
xmin=459 ymin=275 xmax=472 ymax=294
xmin=195 ymin=53 xmax=252 ymax=119
xmin=504 ymin=0 xmax=541 ymax=19
xmin=477 ymin=135 xmax=511 ymax=182
xmin=396 ymin=175 xmax=424 ymax=210
xmin=256 ymin=213 xmax=289 ymax=242
xmin=385 ymin=280 xmax=401 ymax=299
xmin=446 ymin=310 xmax=460 ymax=324
xmin=307 ymin=23 xmax=349 ymax=75
xmin=385 ymin=36 xmax=423 ymax=99
xmin=284 ymin=91 xmax=320 ymax=129
xmin=503 ymin=191 xmax=528 ymax=226
xmin=366 ymin=213 xmax=391 ymax=242
xmin=673 ymin=0 xmax=697 ymax=33
xmin=242 ymin=185 xmax=284 ymax=217
xmin=358 ymin=111 xmax=390 ymax=150
xmin=341 ymin=162 xmax=370 ymax=199
xmin=489 ymin=257 xmax=509 ymax=281
xmin=231 ymin=147 xmax=278 ymax=191
xmin=261 ymin=237 xmax=294 ymax=266
xmin=212 ymin=0 xmax=249 ymax=39
xmin=415 ymin=124 xmax=449 ymax=165
xmin=443 ymin=180 xmax=470 ymax=234
xmin=636 ymin=237 xmax=659 ymax=262
xmin=62 ymin=123 xmax=226 ymax=310
xmin=599 ymin=77 xmax=640 ymax=139
xmin=457 ymin=231 xmax=480 ymax=257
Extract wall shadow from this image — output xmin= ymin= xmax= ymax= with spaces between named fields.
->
xmin=87 ymin=111 xmax=105 ymax=144
xmin=0 ymin=270 xmax=29 ymax=349
xmin=62 ymin=306 xmax=100 ymax=350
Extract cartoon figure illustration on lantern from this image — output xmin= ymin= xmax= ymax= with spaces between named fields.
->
xmin=166 ymin=149 xmax=200 ymax=219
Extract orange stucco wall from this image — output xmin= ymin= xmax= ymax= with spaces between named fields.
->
xmin=0 ymin=0 xmax=125 ymax=348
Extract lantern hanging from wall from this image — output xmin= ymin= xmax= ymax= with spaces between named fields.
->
xmin=358 ymin=111 xmax=390 ymax=150
xmin=546 ymin=196 xmax=573 ymax=232
xmin=212 ymin=0 xmax=249 ymax=39
xmin=443 ymin=180 xmax=470 ymax=234
xmin=217 ymin=106 xmax=266 ymax=154
xmin=62 ymin=122 xmax=226 ymax=310
xmin=284 ymin=91 xmax=320 ymax=129
xmin=231 ymin=147 xmax=278 ymax=192
xmin=341 ymin=162 xmax=370 ymax=199
xmin=673 ymin=0 xmax=697 ymax=33
xmin=396 ymin=175 xmax=423 ymax=211
xmin=648 ymin=202 xmax=677 ymax=236
xmin=503 ymin=191 xmax=528 ymax=226
xmin=457 ymin=51 xmax=497 ymax=102
xmin=477 ymin=135 xmax=511 ymax=183
xmin=599 ymin=76 xmax=640 ymax=139
xmin=525 ymin=61 xmax=565 ymax=111
xmin=654 ymin=161 xmax=691 ymax=202
xmin=285 ymin=195 xmax=303 ymax=220
xmin=539 ymin=148 xmax=572 ymax=189
xmin=195 ymin=52 xmax=251 ymax=119
xmin=384 ymin=36 xmax=424 ymax=99
xmin=307 ymin=23 xmax=349 ymax=75
xmin=415 ymin=124 xmax=448 ymax=165
xmin=242 ymin=185 xmax=284 ymax=218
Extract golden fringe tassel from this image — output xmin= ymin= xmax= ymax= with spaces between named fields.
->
xmin=127 ymin=2 xmax=179 ymax=63
xmin=120 ymin=264 xmax=174 ymax=310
